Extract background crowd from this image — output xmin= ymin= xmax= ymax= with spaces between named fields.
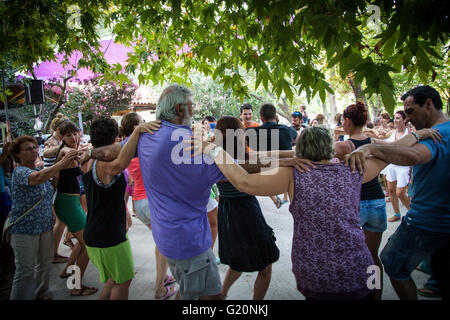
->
xmin=0 ymin=84 xmax=448 ymax=301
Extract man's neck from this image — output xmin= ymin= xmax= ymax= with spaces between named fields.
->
xmin=428 ymin=111 xmax=449 ymax=128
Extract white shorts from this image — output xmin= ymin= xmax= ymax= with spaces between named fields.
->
xmin=206 ymin=197 xmax=218 ymax=212
xmin=385 ymin=164 xmax=410 ymax=188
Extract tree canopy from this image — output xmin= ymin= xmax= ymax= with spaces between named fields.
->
xmin=2 ymin=0 xmax=449 ymax=116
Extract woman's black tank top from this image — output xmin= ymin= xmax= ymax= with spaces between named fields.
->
xmin=57 ymin=167 xmax=81 ymax=194
xmin=348 ymin=137 xmax=384 ymax=200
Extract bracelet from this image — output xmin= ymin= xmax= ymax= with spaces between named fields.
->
xmin=410 ymin=132 xmax=420 ymax=142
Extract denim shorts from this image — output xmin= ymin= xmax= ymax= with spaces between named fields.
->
xmin=359 ymin=199 xmax=387 ymax=233
xmin=166 ymin=249 xmax=222 ymax=300
xmin=133 ymin=199 xmax=151 ymax=225
xmin=380 ymin=218 xmax=450 ymax=281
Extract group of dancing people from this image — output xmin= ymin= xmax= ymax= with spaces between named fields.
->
xmin=1 ymin=84 xmax=448 ymax=300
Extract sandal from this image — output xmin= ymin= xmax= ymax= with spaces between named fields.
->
xmin=60 ymin=269 xmax=73 ymax=279
xmin=388 ymin=213 xmax=401 ymax=222
xmin=417 ymin=286 xmax=440 ymax=298
xmin=70 ymin=285 xmax=98 ymax=297
xmin=53 ymin=254 xmax=69 ymax=264
xmin=280 ymin=199 xmax=289 ymax=206
xmin=163 ymin=275 xmax=176 ymax=287
xmin=155 ymin=285 xmax=177 ymax=300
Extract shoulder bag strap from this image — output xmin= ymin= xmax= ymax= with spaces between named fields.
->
xmin=10 ymin=196 xmax=45 ymax=226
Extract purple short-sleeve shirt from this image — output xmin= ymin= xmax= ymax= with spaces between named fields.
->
xmin=135 ymin=120 xmax=225 ymax=260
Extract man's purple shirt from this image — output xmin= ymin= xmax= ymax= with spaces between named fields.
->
xmin=133 ymin=120 xmax=225 ymax=260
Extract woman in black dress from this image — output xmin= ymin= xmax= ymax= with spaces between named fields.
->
xmin=214 ymin=116 xmax=279 ymax=300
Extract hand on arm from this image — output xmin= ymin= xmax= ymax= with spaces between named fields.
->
xmin=87 ymin=143 xmax=123 ymax=163
xmin=344 ymin=128 xmax=440 ymax=173
xmin=43 ymin=144 xmax=59 ymax=158
xmin=86 ymin=121 xmax=161 ymax=164
xmin=28 ymin=150 xmax=79 ymax=186
xmin=184 ymin=137 xmax=292 ymax=196
xmin=102 ymin=121 xmax=160 ymax=176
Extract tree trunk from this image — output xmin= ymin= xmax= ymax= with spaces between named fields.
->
xmin=42 ymin=75 xmax=73 ymax=133
xmin=328 ymin=91 xmax=337 ymax=123
xmin=346 ymin=73 xmax=370 ymax=121
xmin=321 ymin=101 xmax=328 ymax=121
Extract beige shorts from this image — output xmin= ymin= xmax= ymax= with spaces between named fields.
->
xmin=166 ymin=249 xmax=222 ymax=300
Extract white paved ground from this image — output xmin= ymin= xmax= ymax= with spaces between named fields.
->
xmin=48 ymin=195 xmax=439 ymax=300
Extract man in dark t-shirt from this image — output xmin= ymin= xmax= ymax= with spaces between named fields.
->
xmin=245 ymin=104 xmax=296 ymax=152
xmin=245 ymin=103 xmax=295 ymax=208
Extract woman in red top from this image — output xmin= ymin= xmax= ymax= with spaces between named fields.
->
xmin=120 ymin=112 xmax=177 ymax=300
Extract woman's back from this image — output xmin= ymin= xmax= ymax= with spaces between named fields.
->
xmin=289 ymin=163 xmax=374 ymax=299
xmin=82 ymin=160 xmax=127 ymax=248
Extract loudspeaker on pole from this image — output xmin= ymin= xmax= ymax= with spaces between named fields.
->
xmin=25 ymin=80 xmax=45 ymax=105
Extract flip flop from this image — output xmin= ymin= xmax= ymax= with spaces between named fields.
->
xmin=70 ymin=286 xmax=98 ymax=297
xmin=155 ymin=285 xmax=177 ymax=300
xmin=280 ymin=200 xmax=289 ymax=206
xmin=163 ymin=275 xmax=176 ymax=286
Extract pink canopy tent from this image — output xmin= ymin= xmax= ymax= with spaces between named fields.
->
xmin=32 ymin=39 xmax=134 ymax=81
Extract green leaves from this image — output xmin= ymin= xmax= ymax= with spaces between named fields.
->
xmin=2 ymin=0 xmax=448 ymax=115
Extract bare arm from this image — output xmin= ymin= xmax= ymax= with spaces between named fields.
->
xmin=89 ymin=143 xmax=123 ymax=162
xmin=28 ymin=150 xmax=79 ymax=186
xmin=82 ymin=120 xmax=161 ymax=164
xmin=213 ymin=147 xmax=293 ymax=196
xmin=239 ymin=155 xmax=314 ymax=174
xmin=100 ymin=124 xmax=154 ymax=176
xmin=344 ymin=129 xmax=441 ymax=173
xmin=366 ymin=128 xmax=440 ymax=165
xmin=364 ymin=143 xmax=432 ymax=166
xmin=43 ymin=137 xmax=60 ymax=158
xmin=248 ymin=150 xmax=295 ymax=159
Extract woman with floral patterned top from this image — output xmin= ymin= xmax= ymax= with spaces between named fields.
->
xmin=8 ymin=135 xmax=78 ymax=300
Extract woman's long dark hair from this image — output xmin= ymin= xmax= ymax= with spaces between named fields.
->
xmin=215 ymin=116 xmax=248 ymax=161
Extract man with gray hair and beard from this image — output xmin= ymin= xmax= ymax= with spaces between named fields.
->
xmin=86 ymin=84 xmax=225 ymax=300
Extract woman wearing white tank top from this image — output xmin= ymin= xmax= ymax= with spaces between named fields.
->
xmin=377 ymin=111 xmax=412 ymax=222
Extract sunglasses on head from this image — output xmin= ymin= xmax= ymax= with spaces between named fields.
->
xmin=292 ymin=111 xmax=301 ymax=117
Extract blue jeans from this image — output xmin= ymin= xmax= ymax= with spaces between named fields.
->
xmin=380 ymin=219 xmax=450 ymax=283
xmin=359 ymin=199 xmax=387 ymax=233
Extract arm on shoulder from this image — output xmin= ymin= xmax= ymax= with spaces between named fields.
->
xmin=362 ymin=157 xmax=388 ymax=184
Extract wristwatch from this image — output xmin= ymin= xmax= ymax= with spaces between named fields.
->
xmin=209 ymin=146 xmax=223 ymax=159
